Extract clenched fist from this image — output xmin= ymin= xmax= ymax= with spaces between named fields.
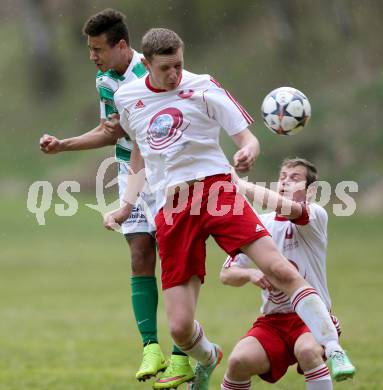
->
xmin=39 ymin=134 xmax=62 ymax=154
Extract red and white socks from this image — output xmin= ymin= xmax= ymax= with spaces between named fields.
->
xmin=291 ymin=287 xmax=343 ymax=357
xmin=221 ymin=364 xmax=331 ymax=390
xmin=177 ymin=320 xmax=216 ymax=366
xmin=304 ymin=363 xmax=332 ymax=389
xmin=221 ymin=375 xmax=251 ymax=390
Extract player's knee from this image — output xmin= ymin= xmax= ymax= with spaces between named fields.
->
xmin=227 ymin=350 xmax=264 ymax=377
xmin=227 ymin=353 xmax=249 ymax=377
xmin=128 ymin=238 xmax=156 ymax=275
xmin=130 ymin=249 xmax=156 ymax=275
xmin=295 ymin=342 xmax=323 ymax=368
xmin=169 ymin=319 xmax=194 ymax=346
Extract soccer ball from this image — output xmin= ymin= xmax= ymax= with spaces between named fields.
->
xmin=261 ymin=87 xmax=311 ymax=135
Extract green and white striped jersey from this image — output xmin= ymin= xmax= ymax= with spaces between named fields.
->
xmin=96 ymin=49 xmax=147 ymax=163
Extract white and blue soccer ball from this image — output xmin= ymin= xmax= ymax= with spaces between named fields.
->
xmin=261 ymin=87 xmax=311 ymax=135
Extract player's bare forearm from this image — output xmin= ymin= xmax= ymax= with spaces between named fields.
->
xmin=104 ymin=202 xmax=134 ymax=231
xmin=232 ymin=128 xmax=260 ymax=151
xmin=121 ymin=141 xmax=146 ymax=206
xmin=129 ymin=141 xmax=145 ymax=174
xmin=231 ymin=128 xmax=260 ymax=172
xmin=221 ymin=267 xmax=274 ymax=291
xmin=220 ymin=267 xmax=253 ymax=287
xmin=104 ymin=143 xmax=146 ymax=231
xmin=238 ymin=179 xmax=302 ymax=219
xmin=40 ymin=122 xmax=119 ymax=154
xmin=60 ymin=122 xmax=118 ymax=151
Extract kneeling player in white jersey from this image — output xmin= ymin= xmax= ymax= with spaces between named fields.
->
xmin=105 ymin=28 xmax=355 ymax=390
xmin=220 ymin=158 xmax=353 ymax=390
xmin=39 ymin=9 xmax=190 ymax=383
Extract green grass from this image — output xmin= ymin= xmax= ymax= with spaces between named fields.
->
xmin=1 ymin=196 xmax=382 ymax=389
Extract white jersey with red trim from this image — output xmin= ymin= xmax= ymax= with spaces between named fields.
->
xmin=114 ymin=70 xmax=253 ymax=211
xmin=223 ymin=203 xmax=332 ymax=315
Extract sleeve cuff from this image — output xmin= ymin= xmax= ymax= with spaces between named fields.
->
xmin=291 ymin=203 xmax=310 ymax=225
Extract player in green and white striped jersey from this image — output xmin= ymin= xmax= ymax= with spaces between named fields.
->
xmin=40 ymin=9 xmax=192 ymax=386
xmin=96 ymin=52 xmax=145 ymax=165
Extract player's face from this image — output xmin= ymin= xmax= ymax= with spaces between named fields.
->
xmin=278 ymin=165 xmax=308 ymax=202
xmin=145 ymin=48 xmax=184 ymax=91
xmin=87 ymin=34 xmax=124 ymax=72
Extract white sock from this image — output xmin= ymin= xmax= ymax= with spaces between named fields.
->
xmin=221 ymin=375 xmax=251 ymax=390
xmin=304 ymin=363 xmax=332 ymax=390
xmin=177 ymin=320 xmax=216 ymax=366
xmin=291 ymin=287 xmax=343 ymax=357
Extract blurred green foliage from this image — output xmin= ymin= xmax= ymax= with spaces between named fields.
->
xmin=1 ymin=0 xmax=382 ymax=203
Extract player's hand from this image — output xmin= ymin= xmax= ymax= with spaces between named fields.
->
xmin=103 ymin=205 xmax=132 ymax=231
xmin=233 ymin=146 xmax=256 ymax=173
xmin=104 ymin=113 xmax=126 ymax=139
xmin=39 ymin=134 xmax=62 ymax=154
xmin=249 ymin=269 xmax=274 ymax=291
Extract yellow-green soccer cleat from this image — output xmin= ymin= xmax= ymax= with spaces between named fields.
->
xmin=136 ymin=343 xmax=168 ymax=382
xmin=328 ymin=350 xmax=356 ymax=382
xmin=189 ymin=344 xmax=223 ymax=390
xmin=153 ymin=354 xmax=195 ymax=389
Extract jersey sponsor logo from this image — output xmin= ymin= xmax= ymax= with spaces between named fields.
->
xmin=134 ymin=99 xmax=145 ymax=109
xmin=178 ymin=89 xmax=194 ymax=99
xmin=147 ymin=107 xmax=190 ymax=150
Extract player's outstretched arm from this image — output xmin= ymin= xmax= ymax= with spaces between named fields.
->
xmin=236 ymin=178 xmax=303 ymax=220
xmin=231 ymin=128 xmax=260 ymax=173
xmin=103 ymin=141 xmax=145 ymax=230
xmin=39 ymin=134 xmax=62 ymax=154
xmin=220 ymin=267 xmax=274 ymax=291
xmin=39 ymin=119 xmax=123 ymax=154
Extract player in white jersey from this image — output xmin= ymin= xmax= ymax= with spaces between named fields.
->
xmin=104 ymin=28 xmax=355 ymax=390
xmin=39 ymin=9 xmax=190 ymax=383
xmin=220 ymin=158 xmax=351 ymax=390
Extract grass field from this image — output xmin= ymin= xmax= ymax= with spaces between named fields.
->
xmin=1 ymin=195 xmax=382 ymax=389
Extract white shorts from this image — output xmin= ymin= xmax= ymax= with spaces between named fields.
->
xmin=118 ymin=162 xmax=157 ymax=235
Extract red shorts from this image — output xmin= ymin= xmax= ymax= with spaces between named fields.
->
xmin=246 ymin=313 xmax=310 ymax=383
xmin=246 ymin=312 xmax=342 ymax=382
xmin=155 ymin=174 xmax=269 ymax=290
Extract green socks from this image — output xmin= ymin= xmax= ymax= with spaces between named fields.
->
xmin=131 ymin=276 xmax=187 ymax=357
xmin=172 ymin=344 xmax=188 ymax=356
xmin=131 ymin=276 xmax=159 ymax=345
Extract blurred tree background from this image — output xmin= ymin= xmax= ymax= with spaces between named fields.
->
xmin=1 ymin=0 xmax=382 ymax=212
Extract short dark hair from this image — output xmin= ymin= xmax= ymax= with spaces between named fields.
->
xmin=281 ymin=157 xmax=318 ymax=188
xmin=82 ymin=8 xmax=130 ymax=47
xmin=142 ymin=28 xmax=184 ymax=61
